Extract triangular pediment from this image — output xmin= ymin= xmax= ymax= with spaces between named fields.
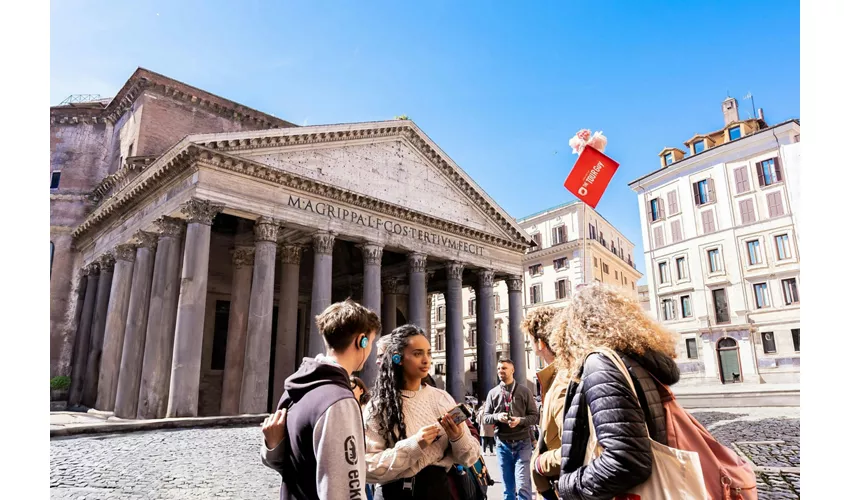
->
xmin=188 ymin=122 xmax=531 ymax=245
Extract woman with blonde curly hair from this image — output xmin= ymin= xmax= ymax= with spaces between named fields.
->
xmin=549 ymin=283 xmax=681 ymax=499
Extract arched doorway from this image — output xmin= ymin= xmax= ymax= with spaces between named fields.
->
xmin=716 ymin=337 xmax=743 ymax=384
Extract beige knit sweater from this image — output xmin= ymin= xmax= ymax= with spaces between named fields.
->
xmin=363 ymin=384 xmax=480 ymax=484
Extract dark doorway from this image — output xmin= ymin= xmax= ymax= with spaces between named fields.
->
xmin=267 ymin=305 xmax=280 ymax=413
xmin=717 ymin=337 xmax=742 ymax=384
xmin=211 ymin=301 xmax=231 ymax=370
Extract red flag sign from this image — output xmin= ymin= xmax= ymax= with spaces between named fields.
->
xmin=563 ymin=146 xmax=619 ymax=209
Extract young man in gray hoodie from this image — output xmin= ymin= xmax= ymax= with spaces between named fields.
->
xmin=261 ymin=299 xmax=381 ymax=500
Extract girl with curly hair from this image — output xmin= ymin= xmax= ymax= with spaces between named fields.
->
xmin=549 ymin=283 xmax=681 ymax=499
xmin=363 ymin=324 xmax=480 ymax=499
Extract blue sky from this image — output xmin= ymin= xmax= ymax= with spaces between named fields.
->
xmin=50 ymin=0 xmax=800 ymax=282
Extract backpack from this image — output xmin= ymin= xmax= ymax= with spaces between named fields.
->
xmin=651 ymin=374 xmax=758 ymax=500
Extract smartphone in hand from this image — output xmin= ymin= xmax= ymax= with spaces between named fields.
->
xmin=439 ymin=403 xmax=473 ymax=426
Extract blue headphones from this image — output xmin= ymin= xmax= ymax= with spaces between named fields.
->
xmin=392 ymin=353 xmax=402 ymax=365
xmin=359 ymin=336 xmax=368 ymax=349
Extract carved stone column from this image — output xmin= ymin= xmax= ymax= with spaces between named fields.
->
xmin=82 ymin=253 xmax=115 ymax=407
xmin=114 ymin=231 xmax=158 ymax=418
xmin=240 ymin=217 xmax=280 ymax=414
xmin=506 ymin=275 xmax=526 ymax=388
xmin=96 ymin=244 xmax=136 ymax=410
xmin=166 ymin=199 xmax=224 ymax=418
xmin=407 ymin=253 xmax=428 ymax=330
xmin=69 ymin=263 xmax=100 ymax=406
xmin=307 ymin=231 xmax=335 ymax=358
xmin=381 ymin=277 xmax=399 ymax=336
xmin=444 ymin=261 xmax=466 ymax=402
xmin=137 ymin=216 xmax=186 ymax=419
xmin=220 ymin=245 xmax=254 ymax=415
xmin=475 ymin=269 xmax=496 ymax=403
xmin=358 ymin=243 xmax=383 ymax=386
xmin=273 ymin=244 xmax=302 ymax=405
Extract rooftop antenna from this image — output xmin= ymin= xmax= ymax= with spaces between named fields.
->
xmin=743 ymin=92 xmax=756 ymax=120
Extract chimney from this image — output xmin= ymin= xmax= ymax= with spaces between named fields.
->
xmin=722 ymin=97 xmax=739 ymax=126
xmin=758 ymin=108 xmax=765 ymax=122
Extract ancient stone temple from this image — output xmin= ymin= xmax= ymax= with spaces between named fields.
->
xmin=50 ymin=68 xmax=532 ymax=418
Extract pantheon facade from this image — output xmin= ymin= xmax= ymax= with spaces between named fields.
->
xmin=50 ymin=68 xmax=531 ymax=419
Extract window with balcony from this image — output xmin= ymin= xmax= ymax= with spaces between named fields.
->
xmin=782 ymin=278 xmax=799 ymax=305
xmin=775 ymin=234 xmax=791 ymax=260
xmin=746 ymin=240 xmax=762 ymax=265
xmin=754 ymin=283 xmax=770 ymax=309
xmin=757 ymin=158 xmax=783 ymax=186
xmin=686 ymin=338 xmax=698 ymax=359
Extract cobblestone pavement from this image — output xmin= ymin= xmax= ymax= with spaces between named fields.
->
xmin=50 ymin=408 xmax=800 ymax=499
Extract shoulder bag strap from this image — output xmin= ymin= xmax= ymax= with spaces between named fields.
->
xmin=583 ymin=346 xmax=652 ymax=437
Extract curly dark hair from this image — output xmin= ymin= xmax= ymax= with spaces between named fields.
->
xmin=370 ymin=324 xmax=427 ymax=447
xmin=521 ymin=306 xmax=559 ymax=349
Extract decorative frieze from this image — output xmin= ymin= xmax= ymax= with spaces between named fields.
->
xmin=114 ymin=243 xmax=138 ymax=262
xmin=98 ymin=252 xmax=116 ymax=273
xmin=478 ymin=269 xmax=495 ymax=288
xmin=231 ymin=247 xmax=255 ymax=269
xmin=154 ymin=216 xmax=185 ymax=239
xmin=253 ymin=217 xmax=279 ymax=242
xmin=505 ymin=275 xmax=523 ymax=292
xmin=360 ymin=243 xmax=384 ymax=266
xmin=278 ymin=245 xmax=303 ymax=265
xmin=134 ymin=231 xmax=159 ymax=249
xmin=382 ymin=277 xmax=399 ymax=294
xmin=313 ymin=232 xmax=336 ymax=256
xmin=446 ymin=261 xmax=465 ymax=281
xmin=408 ymin=253 xmax=427 ymax=273
xmin=181 ymin=198 xmax=224 ymax=225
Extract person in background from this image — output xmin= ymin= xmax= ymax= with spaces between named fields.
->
xmin=521 ymin=306 xmax=566 ymax=500
xmin=351 ymin=375 xmax=371 ymax=408
xmin=363 ymin=324 xmax=480 ymax=499
xmin=261 ymin=299 xmax=381 ymax=500
xmin=482 ymin=359 xmax=539 ymax=500
xmin=550 ymin=283 xmax=681 ymax=499
xmin=477 ymin=404 xmax=496 ymax=455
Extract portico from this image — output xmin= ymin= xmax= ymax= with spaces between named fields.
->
xmin=67 ymin=121 xmax=530 ymax=417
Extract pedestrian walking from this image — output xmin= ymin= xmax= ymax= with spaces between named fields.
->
xmin=481 ymin=359 xmax=539 ymax=500
xmin=477 ymin=405 xmax=496 ymax=455
xmin=363 ymin=324 xmax=480 ymax=499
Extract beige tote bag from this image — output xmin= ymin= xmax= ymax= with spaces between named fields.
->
xmin=583 ymin=347 xmax=710 ymax=500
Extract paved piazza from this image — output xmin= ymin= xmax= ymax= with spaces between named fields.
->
xmin=50 ymin=407 xmax=800 ymax=499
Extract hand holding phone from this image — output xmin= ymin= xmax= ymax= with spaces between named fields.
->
xmin=438 ymin=404 xmax=470 ymax=441
xmin=440 ymin=403 xmax=472 ymax=426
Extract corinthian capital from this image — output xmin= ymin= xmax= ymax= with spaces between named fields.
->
xmin=134 ymin=230 xmax=159 ymax=249
xmin=313 ymin=232 xmax=336 ymax=256
xmin=382 ymin=277 xmax=399 ymax=294
xmin=154 ymin=216 xmax=185 ymax=239
xmin=478 ymin=269 xmax=495 ymax=288
xmin=253 ymin=216 xmax=280 ymax=243
xmin=359 ymin=243 xmax=384 ymax=266
xmin=98 ymin=252 xmax=116 ymax=272
xmin=114 ymin=243 xmax=137 ymax=262
xmin=84 ymin=262 xmax=101 ymax=276
xmin=505 ymin=275 xmax=523 ymax=292
xmin=181 ymin=198 xmax=224 ymax=225
xmin=232 ymin=246 xmax=255 ymax=269
xmin=279 ymin=244 xmax=303 ymax=265
xmin=446 ymin=261 xmax=465 ymax=281
xmin=407 ymin=252 xmax=427 ymax=273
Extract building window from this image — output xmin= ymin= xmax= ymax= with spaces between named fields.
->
xmin=671 ymin=220 xmax=683 ymax=243
xmin=437 ymin=305 xmax=446 ymax=322
xmin=554 ymin=257 xmax=568 ymax=270
xmin=766 ymin=191 xmax=785 ymax=218
xmin=693 ymin=179 xmax=715 ymax=206
xmin=761 ymin=332 xmax=777 ymax=354
xmin=494 ymin=293 xmax=501 ymax=311
xmin=701 ymin=209 xmax=716 ymax=234
xmin=733 ymin=166 xmax=750 ymax=194
xmin=435 ymin=331 xmax=445 ymax=351
xmin=588 ymin=224 xmax=597 ymax=240
xmin=529 ymin=264 xmax=543 ymax=276
xmin=653 ymin=226 xmax=664 ymax=248
xmin=632 ymin=281 xmax=635 ymax=290
xmin=757 ymin=158 xmax=783 ymax=186
xmin=531 ymin=233 xmax=542 ymax=250
xmin=530 ymin=284 xmax=542 ymax=304
xmin=712 ymin=288 xmax=730 ymax=323
xmin=664 ymin=152 xmax=673 ymax=165
xmin=470 ymin=361 xmax=477 ymax=371
xmin=603 ymin=263 xmax=610 ymax=274
xmin=128 ymin=142 xmax=135 ymax=157
xmin=661 ymin=298 xmax=676 ymax=320
xmin=555 ymin=279 xmax=570 ymax=300
xmin=753 ymin=283 xmax=770 ymax=309
xmin=552 ymin=225 xmax=567 ymax=245
xmin=680 ymin=295 xmax=692 ymax=318
xmin=676 ymin=257 xmax=687 ymax=280
xmin=667 ymin=191 xmax=679 ymax=214
xmin=50 ymin=171 xmax=61 ymax=189
xmin=775 ymin=234 xmax=791 ymax=260
xmin=435 ymin=363 xmax=445 ymax=375
xmin=658 ymin=262 xmax=669 ymax=284
xmin=468 ymin=328 xmax=477 ymax=348
xmin=650 ymin=198 xmax=664 ymax=221
xmin=593 ymin=257 xmax=598 ymax=268
xmin=614 ymin=270 xmax=619 ymax=280
xmin=468 ymin=298 xmax=476 ymax=316
xmin=782 ymin=278 xmax=799 ymax=304
xmin=686 ymin=338 xmax=698 ymax=359
xmin=729 ymin=126 xmax=742 ymax=141
xmin=792 ymin=328 xmax=800 ymax=352
xmin=746 ymin=240 xmax=762 ymax=265
xmin=694 ymin=140 xmax=705 ymax=154
xmin=707 ymin=248 xmax=722 ymax=273
xmin=739 ymin=199 xmax=756 ymax=224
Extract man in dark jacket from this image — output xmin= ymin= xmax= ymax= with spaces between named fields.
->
xmin=482 ymin=358 xmax=539 ymax=500
xmin=261 ymin=299 xmax=381 ymax=500
xmin=557 ymin=349 xmax=680 ymax=500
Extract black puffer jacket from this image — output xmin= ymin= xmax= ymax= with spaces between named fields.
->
xmin=557 ymin=349 xmax=680 ymax=500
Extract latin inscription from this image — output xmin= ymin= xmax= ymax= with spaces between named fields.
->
xmin=288 ymin=196 xmax=485 ymax=256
